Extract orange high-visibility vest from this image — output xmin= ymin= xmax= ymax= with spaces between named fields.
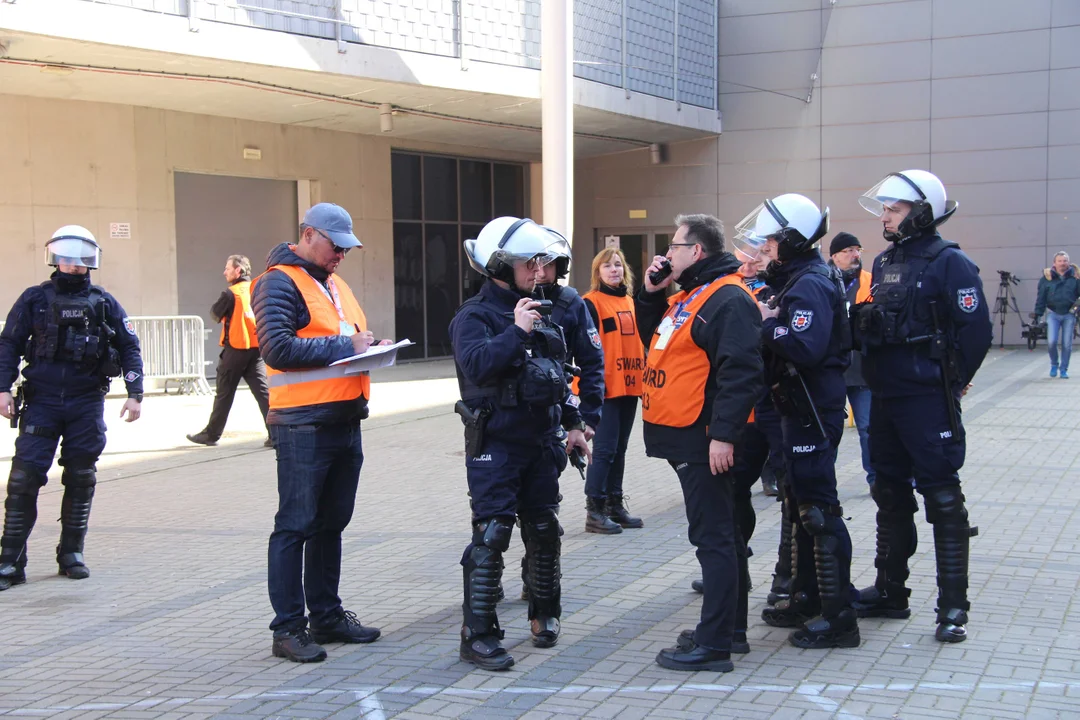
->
xmin=255 ymin=263 xmax=370 ymax=410
xmin=855 ymin=270 xmax=872 ymax=304
xmin=642 ymin=273 xmax=753 ymax=428
xmin=220 ymin=281 xmax=258 ymax=350
xmin=581 ymin=289 xmax=644 ymax=399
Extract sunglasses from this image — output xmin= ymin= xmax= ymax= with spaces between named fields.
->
xmin=314 ymin=228 xmax=350 ymax=255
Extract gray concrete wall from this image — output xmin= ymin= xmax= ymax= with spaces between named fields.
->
xmin=575 ymin=0 xmax=1080 ymax=343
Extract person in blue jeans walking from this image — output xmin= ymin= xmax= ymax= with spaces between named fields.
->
xmin=1034 ymin=251 xmax=1080 ymax=379
xmin=581 ymin=248 xmax=646 ymax=533
xmin=828 ymin=232 xmax=875 ymax=487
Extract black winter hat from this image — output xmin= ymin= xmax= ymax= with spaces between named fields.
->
xmin=829 ymin=232 xmax=861 ymax=256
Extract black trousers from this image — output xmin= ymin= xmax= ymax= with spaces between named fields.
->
xmin=672 ymin=460 xmax=736 ymax=651
xmin=204 ymin=346 xmax=270 ymax=439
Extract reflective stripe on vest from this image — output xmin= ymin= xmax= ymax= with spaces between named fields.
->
xmin=581 ymin=289 xmax=644 ymax=399
xmin=855 ymin=270 xmax=872 ymax=304
xmin=641 ymin=274 xmax=752 ymax=428
xmin=221 ymin=281 xmax=258 ymax=349
xmin=255 ymin=264 xmax=370 ymax=409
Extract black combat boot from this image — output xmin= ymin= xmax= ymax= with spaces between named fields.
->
xmin=56 ymin=464 xmax=96 ymax=580
xmin=605 ymin=494 xmax=643 ymax=529
xmin=522 ymin=511 xmax=561 ymax=648
xmin=927 ymin=486 xmax=974 ymax=643
xmin=0 ymin=459 xmax=44 ymax=591
xmin=460 ymin=519 xmax=515 ymax=671
xmin=585 ymin=496 xmax=621 ymax=534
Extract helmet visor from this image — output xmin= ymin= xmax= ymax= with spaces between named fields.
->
xmin=858 ymin=176 xmax=919 ymax=217
xmin=46 ymin=237 xmax=101 ymax=269
xmin=732 ymin=203 xmax=780 ymax=263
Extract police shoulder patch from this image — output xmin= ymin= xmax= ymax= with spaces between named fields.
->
xmin=587 ymin=327 xmax=602 ymax=349
xmin=123 ymin=317 xmax=136 ymax=335
xmin=957 ymin=288 xmax=979 ymax=313
xmin=773 ymin=326 xmax=788 ymax=340
xmin=567 ymin=394 xmax=582 ymax=408
xmin=124 ymin=371 xmax=140 ymax=383
xmin=791 ymin=309 xmax=813 ymax=332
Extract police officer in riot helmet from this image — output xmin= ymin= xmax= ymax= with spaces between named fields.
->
xmin=450 ymin=217 xmax=591 ymax=671
xmin=851 ymin=170 xmax=991 ymax=643
xmin=0 ymin=226 xmax=144 ymax=591
xmin=739 ymin=194 xmax=861 ymax=649
xmin=533 ymin=243 xmax=613 ymax=529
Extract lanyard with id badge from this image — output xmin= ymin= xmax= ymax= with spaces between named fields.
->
xmin=303 ymin=268 xmax=356 ymax=336
xmin=653 ymin=280 xmax=714 ymax=351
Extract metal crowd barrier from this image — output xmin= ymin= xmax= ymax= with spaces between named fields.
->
xmin=0 ymin=315 xmax=212 ymax=395
xmin=129 ymin=316 xmax=213 ymax=395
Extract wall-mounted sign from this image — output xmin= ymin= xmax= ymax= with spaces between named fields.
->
xmin=243 ymin=147 xmax=262 ymax=160
xmin=629 ymin=209 xmax=647 ymax=219
xmin=604 ymin=235 xmax=620 ymax=249
xmin=109 ymin=223 xmax=131 ymax=239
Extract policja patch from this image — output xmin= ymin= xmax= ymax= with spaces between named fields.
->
xmin=123 ymin=317 xmax=136 ymax=335
xmin=957 ymin=288 xmax=979 ymax=313
xmin=791 ymin=309 xmax=813 ymax=332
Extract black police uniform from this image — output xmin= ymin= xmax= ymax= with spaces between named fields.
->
xmin=450 ymin=279 xmax=582 ymax=670
xmin=853 ymin=231 xmax=991 ymax=641
xmin=0 ymin=271 xmax=143 ymax=588
xmin=537 ymin=283 xmax=604 ymax=430
xmin=758 ymin=252 xmax=860 ymax=648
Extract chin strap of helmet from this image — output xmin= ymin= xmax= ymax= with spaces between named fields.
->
xmin=886 ymin=172 xmax=958 ymax=245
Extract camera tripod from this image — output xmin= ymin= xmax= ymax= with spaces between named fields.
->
xmin=992 ymin=270 xmax=1029 ymax=349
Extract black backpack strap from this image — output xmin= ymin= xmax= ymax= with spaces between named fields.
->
xmin=551 ymin=285 xmax=579 ymax=326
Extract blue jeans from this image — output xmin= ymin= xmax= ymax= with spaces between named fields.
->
xmin=1046 ymin=311 xmax=1075 ymax=371
xmin=584 ymin=396 xmax=638 ymax=499
xmin=267 ymin=422 xmax=364 ymax=634
xmin=847 ymin=386 xmax=874 ymax=485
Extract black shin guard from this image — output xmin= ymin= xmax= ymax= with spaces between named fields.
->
xmin=925 ymin=486 xmax=971 ymax=641
xmin=57 ymin=463 xmax=96 ymax=576
xmin=461 ymin=518 xmax=515 ymax=670
xmin=1 ymin=459 xmax=45 ymax=589
xmin=521 ymin=510 xmax=561 ymax=647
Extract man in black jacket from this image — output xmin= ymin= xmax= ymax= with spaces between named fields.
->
xmin=636 ymin=214 xmax=763 ymax=672
xmin=1033 ymin=251 xmax=1080 ymax=378
xmin=251 ymin=203 xmax=390 ymax=663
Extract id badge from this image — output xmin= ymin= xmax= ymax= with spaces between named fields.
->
xmin=339 ymin=320 xmax=356 ymax=337
xmin=654 ymin=316 xmax=675 ymax=351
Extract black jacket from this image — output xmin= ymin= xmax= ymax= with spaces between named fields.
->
xmin=832 ymin=262 xmax=867 ymax=388
xmin=1034 ymin=264 xmax=1080 ymax=316
xmin=537 ymin=283 xmax=604 ymax=429
xmin=635 ymin=253 xmax=764 ymax=463
xmin=251 ymin=243 xmax=368 ymax=426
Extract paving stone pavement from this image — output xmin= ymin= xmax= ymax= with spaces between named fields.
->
xmin=0 ymin=349 xmax=1078 ymax=719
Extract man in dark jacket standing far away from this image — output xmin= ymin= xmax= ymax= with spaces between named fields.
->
xmin=252 ymin=203 xmax=392 ymax=663
xmin=637 ymin=214 xmax=763 ymax=672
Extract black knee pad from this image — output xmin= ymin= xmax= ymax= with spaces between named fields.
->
xmin=872 ymin=482 xmax=919 ymax=515
xmin=7 ymin=458 xmax=45 ymax=497
xmin=798 ymin=504 xmax=841 ymax=537
xmin=923 ymin=485 xmax=967 ymax=525
xmin=61 ymin=465 xmax=97 ymax=489
xmin=472 ymin=517 xmax=514 ymax=552
xmin=520 ymin=510 xmax=560 ymax=544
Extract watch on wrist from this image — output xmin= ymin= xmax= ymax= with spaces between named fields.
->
xmin=567 ymin=420 xmax=587 ymax=433
xmin=129 ymin=394 xmax=144 ymax=403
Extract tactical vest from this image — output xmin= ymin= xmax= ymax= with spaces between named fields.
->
xmin=455 ymin=294 xmax=569 ymax=410
xmin=32 ymin=283 xmax=116 ymax=374
xmin=221 ymin=280 xmax=258 ymax=349
xmin=854 ymin=238 xmax=958 ymax=347
xmin=580 ymin=288 xmax=643 ymax=399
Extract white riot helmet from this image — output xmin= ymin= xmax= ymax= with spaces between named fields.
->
xmin=46 ymin=225 xmax=101 ymax=269
xmin=465 ymin=217 xmax=569 ymax=285
xmin=859 ymin=170 xmax=956 ymax=244
xmin=733 ymin=193 xmax=829 ymax=262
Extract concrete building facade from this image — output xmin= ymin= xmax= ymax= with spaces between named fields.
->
xmin=1 ymin=0 xmax=1077 ymax=360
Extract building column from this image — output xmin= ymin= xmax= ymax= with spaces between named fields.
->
xmin=541 ymin=0 xmax=573 ymax=245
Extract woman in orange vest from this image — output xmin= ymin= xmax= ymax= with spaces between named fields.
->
xmin=580 ymin=248 xmax=646 ymax=533
xmin=186 ymin=254 xmax=271 ymax=447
